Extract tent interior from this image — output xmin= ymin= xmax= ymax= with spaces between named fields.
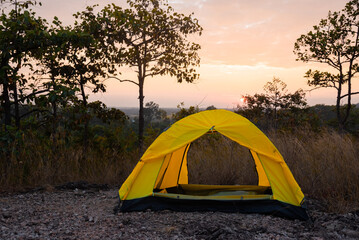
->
xmin=151 ymin=132 xmax=272 ymax=201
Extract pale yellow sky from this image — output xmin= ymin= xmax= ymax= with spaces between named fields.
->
xmin=34 ymin=0 xmax=359 ymax=108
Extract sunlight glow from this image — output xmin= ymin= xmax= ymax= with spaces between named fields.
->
xmin=36 ymin=0 xmax=358 ymax=108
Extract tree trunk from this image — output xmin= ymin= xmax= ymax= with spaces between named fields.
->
xmin=336 ymin=72 xmax=344 ymax=131
xmin=336 ymin=96 xmax=344 ymax=131
xmin=342 ymin=78 xmax=352 ymax=129
xmin=79 ymin=76 xmax=89 ymax=149
xmin=342 ymin=55 xmax=356 ymax=129
xmin=12 ymin=81 xmax=20 ymax=129
xmin=2 ymin=76 xmax=12 ymax=128
xmin=1 ymin=75 xmax=12 ymax=167
xmin=51 ymin=75 xmax=58 ymax=145
xmin=273 ymin=105 xmax=277 ymax=130
xmin=138 ymin=78 xmax=145 ymax=156
xmin=343 ymin=27 xmax=359 ymax=130
xmin=137 ymin=43 xmax=146 ymax=156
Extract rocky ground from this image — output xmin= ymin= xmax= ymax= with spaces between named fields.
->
xmin=1 ymin=183 xmax=359 ymax=240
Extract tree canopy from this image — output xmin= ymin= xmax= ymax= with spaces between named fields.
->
xmin=294 ymin=0 xmax=359 ymax=129
xmin=101 ymin=0 xmax=202 ymax=153
xmin=0 ymin=0 xmax=202 ymax=156
xmin=237 ymin=78 xmax=308 ymax=129
xmin=0 ymin=1 xmax=48 ymax=128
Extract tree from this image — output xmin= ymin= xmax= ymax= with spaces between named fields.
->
xmin=51 ymin=6 xmax=117 ymax=147
xmin=237 ymin=78 xmax=307 ymax=129
xmin=103 ymin=0 xmax=202 ymax=154
xmin=172 ymin=102 xmax=200 ymax=121
xmin=0 ymin=0 xmax=47 ymax=129
xmin=294 ymin=0 xmax=359 ymax=130
xmin=143 ymin=101 xmax=166 ymax=126
xmin=31 ymin=20 xmax=80 ymax=143
xmin=206 ymin=105 xmax=217 ymax=110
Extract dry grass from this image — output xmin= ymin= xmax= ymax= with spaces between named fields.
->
xmin=186 ymin=129 xmax=359 ymax=213
xmin=269 ymin=129 xmax=359 ymax=213
xmin=187 ymin=133 xmax=257 ymax=185
xmin=0 ymin=135 xmax=138 ymax=192
xmin=1 ymin=128 xmax=358 ymax=213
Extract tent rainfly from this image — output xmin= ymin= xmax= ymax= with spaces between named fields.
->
xmin=118 ymin=109 xmax=309 ymax=220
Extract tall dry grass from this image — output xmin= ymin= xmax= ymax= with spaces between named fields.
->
xmin=187 ymin=133 xmax=257 ymax=185
xmin=270 ymin=129 xmax=359 ymax=212
xmin=186 ymin=129 xmax=359 ymax=213
xmin=1 ymin=127 xmax=358 ymax=213
xmin=0 ymin=133 xmax=138 ymax=192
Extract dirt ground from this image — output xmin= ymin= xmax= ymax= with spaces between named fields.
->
xmin=1 ymin=183 xmax=359 ymax=240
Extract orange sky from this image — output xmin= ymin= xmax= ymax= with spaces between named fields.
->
xmin=34 ymin=0 xmax=359 ymax=108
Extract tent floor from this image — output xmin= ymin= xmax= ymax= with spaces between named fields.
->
xmin=154 ymin=184 xmax=273 ymax=200
xmin=119 ymin=184 xmax=309 ymax=220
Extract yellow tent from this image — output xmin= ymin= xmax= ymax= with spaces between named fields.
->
xmin=119 ymin=109 xmax=308 ymax=220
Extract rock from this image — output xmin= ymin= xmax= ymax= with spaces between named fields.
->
xmin=0 ymin=190 xmax=357 ymax=240
xmin=325 ymin=222 xmax=337 ymax=231
xmin=342 ymin=229 xmax=359 ymax=238
xmin=1 ymin=226 xmax=9 ymax=231
xmin=2 ymin=213 xmax=11 ymax=219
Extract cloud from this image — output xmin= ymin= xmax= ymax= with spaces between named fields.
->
xmin=243 ymin=18 xmax=272 ymax=29
xmin=179 ymin=0 xmax=349 ymax=67
xmin=35 ymin=0 xmax=349 ymax=68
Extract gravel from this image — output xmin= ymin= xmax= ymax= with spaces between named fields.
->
xmin=1 ymin=185 xmax=359 ymax=239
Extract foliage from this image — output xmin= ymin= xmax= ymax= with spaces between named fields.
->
xmin=100 ymin=0 xmax=202 ymax=153
xmin=311 ymin=104 xmax=359 ymax=134
xmin=71 ymin=6 xmax=116 ymax=97
xmin=0 ymin=0 xmax=202 ymax=155
xmin=172 ymin=102 xmax=200 ymax=121
xmin=236 ymin=78 xmax=311 ymax=130
xmin=0 ymin=2 xmax=137 ymax=179
xmin=206 ymin=105 xmax=216 ymax=110
xmin=0 ymin=0 xmax=41 ymax=12
xmin=294 ymin=0 xmax=359 ymax=129
xmin=0 ymin=123 xmax=138 ymax=190
xmin=144 ymin=101 xmax=167 ymax=126
xmin=0 ymin=1 xmax=49 ymax=127
xmin=88 ymin=101 xmax=128 ymax=125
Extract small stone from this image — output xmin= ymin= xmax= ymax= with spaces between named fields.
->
xmin=2 ymin=213 xmax=11 ymax=219
xmin=1 ymin=226 xmax=9 ymax=231
xmin=342 ymin=229 xmax=359 ymax=238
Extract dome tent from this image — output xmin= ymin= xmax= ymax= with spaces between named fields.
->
xmin=119 ymin=109 xmax=308 ymax=220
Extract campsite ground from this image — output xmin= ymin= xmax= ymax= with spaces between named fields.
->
xmin=1 ymin=184 xmax=359 ymax=240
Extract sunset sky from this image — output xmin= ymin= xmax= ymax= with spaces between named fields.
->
xmin=32 ymin=0 xmax=359 ymax=108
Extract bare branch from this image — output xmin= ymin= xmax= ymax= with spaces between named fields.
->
xmin=306 ymin=86 xmax=327 ymax=92
xmin=340 ymin=91 xmax=359 ymax=99
xmin=307 ymin=59 xmax=341 ymax=70
xmin=20 ymin=109 xmax=50 ymax=119
xmin=107 ymin=76 xmax=139 ymax=86
xmin=33 ymin=77 xmax=53 ymax=81
xmin=10 ymin=88 xmax=50 ymax=105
